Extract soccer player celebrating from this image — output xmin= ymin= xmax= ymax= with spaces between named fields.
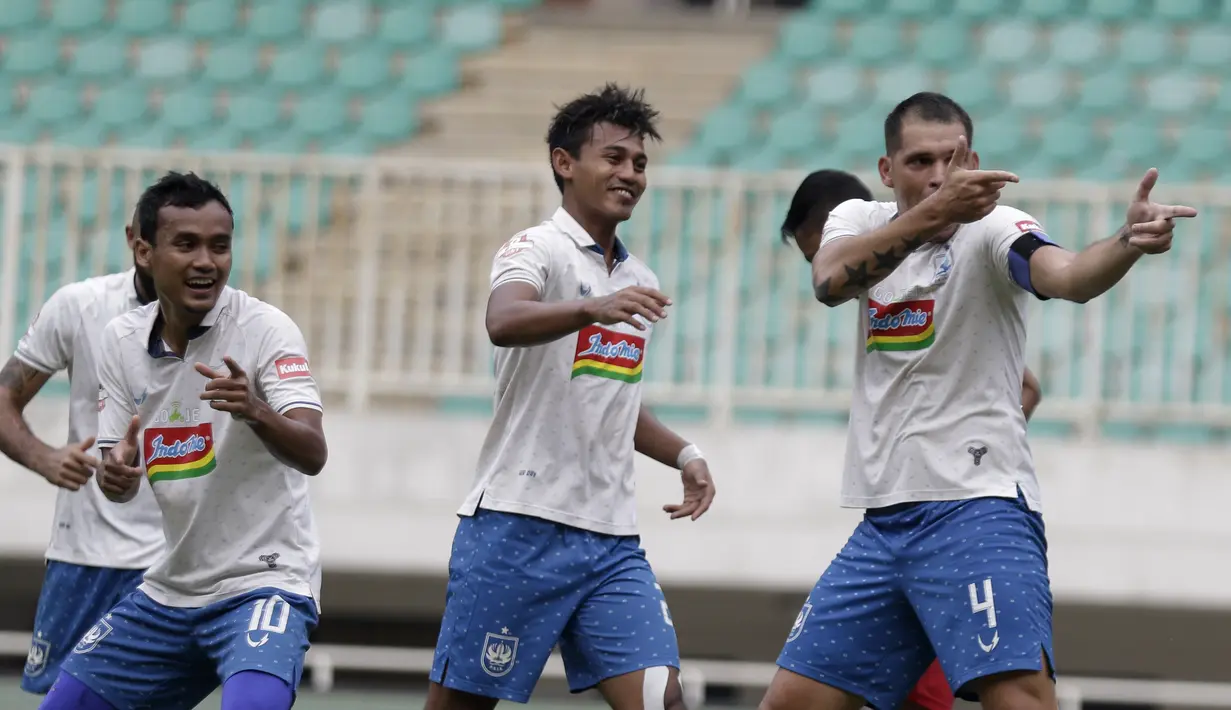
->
xmin=39 ymin=171 xmax=328 ymax=710
xmin=779 ymin=167 xmax=1044 ymax=710
xmin=0 ymin=211 xmax=165 ymax=696
xmin=760 ymin=92 xmax=1196 ymax=710
xmin=427 ymin=84 xmax=716 ymax=710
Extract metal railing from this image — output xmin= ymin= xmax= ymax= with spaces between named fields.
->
xmin=3 ymin=144 xmax=1231 ymax=435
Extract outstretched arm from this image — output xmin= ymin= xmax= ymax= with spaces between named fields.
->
xmin=0 ymin=357 xmax=56 ymax=474
xmin=1028 ymin=169 xmax=1197 ymax=303
xmin=635 ymin=405 xmax=715 ymax=521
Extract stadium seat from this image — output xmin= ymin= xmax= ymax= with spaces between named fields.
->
xmin=873 ymin=65 xmax=935 ymax=107
xmin=3 ymin=31 xmax=63 ymax=77
xmin=312 ymin=0 xmax=371 ymax=43
xmin=268 ymin=42 xmax=327 ymax=88
xmin=1106 ymin=119 xmax=1163 ymax=171
xmin=913 ymin=20 xmax=971 ymax=68
xmin=55 ymin=119 xmax=111 ymax=149
xmin=181 ymin=0 xmax=241 ymax=39
xmin=1174 ymin=122 xmax=1228 ymax=170
xmin=973 ymin=112 xmax=1027 ymax=165
xmin=251 ymin=130 xmax=308 ymax=155
xmin=118 ymin=121 xmax=175 ymax=149
xmin=185 ymin=125 xmax=245 ymax=152
xmin=293 ymin=90 xmax=351 ymax=137
xmin=440 ymin=4 xmax=503 ymax=53
xmin=1017 ymin=0 xmax=1071 ymax=20
xmin=400 ymin=48 xmax=460 ymax=98
xmin=810 ymin=0 xmax=876 ymax=18
xmin=695 ymin=104 xmax=755 ymax=155
xmin=1008 ymin=67 xmax=1067 ymax=110
xmin=49 ymin=0 xmax=107 ymax=32
xmin=0 ymin=77 xmax=14 ymax=116
xmin=777 ymin=15 xmax=834 ymax=64
xmin=1144 ymin=71 xmax=1205 ymax=115
xmin=378 ymin=5 xmax=436 ymax=48
xmin=1076 ymin=68 xmax=1134 ymax=114
xmin=765 ymin=107 xmax=823 ymax=155
xmin=736 ymin=59 xmax=797 ymax=112
xmin=92 ymin=82 xmax=151 ymax=126
xmin=225 ymin=90 xmax=282 ymax=133
xmin=359 ymin=93 xmax=419 ymax=143
xmin=160 ymin=86 xmax=218 ymax=131
xmin=136 ymin=39 xmax=195 ymax=81
xmin=981 ymin=21 xmax=1040 ymax=65
xmin=1117 ymin=24 xmax=1173 ymax=68
xmin=114 ymin=0 xmax=174 ymax=36
xmin=1185 ymin=26 xmax=1231 ymax=69
xmin=952 ymin=0 xmax=1008 ymax=19
xmin=847 ymin=19 xmax=904 ymax=66
xmin=884 ymin=0 xmax=942 ymax=20
xmin=1049 ymin=22 xmax=1107 ymax=68
xmin=201 ymin=39 xmax=261 ymax=86
xmin=247 ymin=0 xmax=305 ymax=41
xmin=1086 ymin=0 xmax=1140 ymax=21
xmin=0 ymin=0 xmax=41 ymax=31
xmin=803 ymin=64 xmax=864 ymax=108
xmin=1151 ymin=0 xmax=1207 ymax=22
xmin=70 ymin=34 xmax=130 ymax=80
xmin=1039 ymin=116 xmax=1100 ymax=168
xmin=27 ymin=82 xmax=81 ymax=125
xmin=941 ymin=66 xmax=997 ymax=111
xmin=335 ymin=45 xmax=394 ymax=94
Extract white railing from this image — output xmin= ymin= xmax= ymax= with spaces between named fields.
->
xmin=4 ymin=144 xmax=1231 ymax=434
xmin=1 ymin=630 xmax=1228 ymax=709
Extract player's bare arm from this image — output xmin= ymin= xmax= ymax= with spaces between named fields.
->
xmin=486 ymin=281 xmax=671 ymax=347
xmin=195 ymin=356 xmax=327 ymax=476
xmin=1022 ymin=366 xmax=1041 ymax=422
xmin=0 ymin=356 xmax=99 ymax=490
xmin=634 ymin=405 xmax=715 ymax=521
xmin=99 ymin=415 xmax=144 ymax=503
xmin=813 ymin=137 xmax=1018 ymax=307
xmin=1027 ymin=168 xmax=1197 ymax=303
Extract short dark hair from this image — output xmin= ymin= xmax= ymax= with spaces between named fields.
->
xmin=780 ymin=169 xmax=873 ymax=243
xmin=545 ymin=83 xmax=662 ymax=193
xmin=883 ymin=92 xmax=974 ymax=155
xmin=135 ymin=171 xmax=233 ymax=244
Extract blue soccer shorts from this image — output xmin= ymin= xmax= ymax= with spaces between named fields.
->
xmin=430 ymin=508 xmax=681 ymax=703
xmin=777 ymin=490 xmax=1055 ymax=710
xmin=57 ymin=586 xmax=318 ymax=710
xmin=22 ymin=561 xmax=146 ymax=694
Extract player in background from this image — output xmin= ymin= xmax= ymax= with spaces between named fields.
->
xmin=39 ymin=171 xmax=328 ymax=710
xmin=427 ymin=84 xmax=716 ymax=710
xmin=0 ymin=211 xmax=166 ymax=695
xmin=778 ymin=168 xmax=1043 ymax=710
xmin=759 ymin=92 xmax=1196 ymax=710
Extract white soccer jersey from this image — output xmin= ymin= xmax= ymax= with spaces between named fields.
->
xmin=458 ymin=207 xmax=659 ymax=536
xmin=14 ymin=269 xmax=165 ymax=569
xmin=95 ymin=287 xmax=323 ymax=609
xmin=820 ymin=200 xmax=1052 ymax=511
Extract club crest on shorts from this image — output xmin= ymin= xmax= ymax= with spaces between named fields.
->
xmin=73 ymin=618 xmax=113 ymax=655
xmin=24 ymin=636 xmax=50 ymax=677
xmin=787 ymin=602 xmax=812 ymax=643
xmin=480 ymin=628 xmax=519 ymax=677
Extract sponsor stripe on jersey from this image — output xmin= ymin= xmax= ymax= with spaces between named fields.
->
xmin=571 ymin=325 xmax=645 ymax=383
xmin=144 ymin=423 xmax=218 ymax=483
xmin=867 ymin=299 xmax=936 ymax=352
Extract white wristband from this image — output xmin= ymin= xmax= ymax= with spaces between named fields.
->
xmin=676 ymin=443 xmax=704 ymax=469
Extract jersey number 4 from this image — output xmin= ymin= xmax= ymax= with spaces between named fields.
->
xmin=246 ymin=595 xmax=291 ymax=648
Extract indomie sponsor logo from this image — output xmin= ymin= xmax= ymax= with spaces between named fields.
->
xmin=866 ymin=299 xmax=936 ymax=353
xmin=275 ymin=356 xmax=311 ymax=380
xmin=143 ymin=423 xmax=217 ymax=483
xmin=571 ymin=325 xmax=646 ymax=384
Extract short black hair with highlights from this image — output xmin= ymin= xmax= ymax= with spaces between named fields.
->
xmin=546 ymin=83 xmax=662 ymax=192
xmin=883 ymin=91 xmax=974 ymax=155
xmin=135 ymin=171 xmax=233 ymax=245
xmin=780 ymin=169 xmax=874 ymax=243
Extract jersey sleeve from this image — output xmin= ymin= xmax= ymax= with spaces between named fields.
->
xmin=490 ymin=230 xmax=552 ymax=293
xmin=13 ymin=284 xmax=78 ymax=373
xmin=982 ymin=207 xmax=1060 ymax=299
xmin=96 ymin=322 xmax=137 ymax=450
xmin=256 ymin=309 xmax=323 ymax=416
xmin=818 ymin=199 xmax=875 ymax=251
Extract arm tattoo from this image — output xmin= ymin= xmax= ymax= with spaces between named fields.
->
xmin=1116 ymin=224 xmax=1132 ymax=248
xmin=818 ymin=236 xmax=922 ymax=305
xmin=0 ymin=358 xmax=48 ymax=406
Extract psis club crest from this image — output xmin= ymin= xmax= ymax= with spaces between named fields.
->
xmin=786 ymin=602 xmax=812 ymax=643
xmin=24 ymin=635 xmax=50 ymax=677
xmin=480 ymin=628 xmax=519 ymax=677
xmin=73 ymin=618 xmax=113 ymax=655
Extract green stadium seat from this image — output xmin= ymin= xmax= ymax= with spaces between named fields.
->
xmin=201 ymin=39 xmax=261 ymax=85
xmin=378 ymin=5 xmax=436 ymax=47
xmin=0 ymin=78 xmax=14 ymax=116
xmin=952 ymin=0 xmax=1008 ymax=19
xmin=69 ymin=34 xmax=130 ymax=80
xmin=803 ymin=64 xmax=864 ymax=108
xmin=114 ymin=0 xmax=173 ymax=36
xmin=440 ymin=4 xmax=502 ymax=53
xmin=777 ymin=15 xmax=834 ymax=64
xmin=335 ymin=45 xmax=394 ymax=93
xmin=160 ymin=86 xmax=218 ymax=130
xmin=1106 ymin=119 xmax=1163 ymax=168
xmin=695 ymin=104 xmax=754 ymax=154
xmin=247 ymin=0 xmax=304 ymax=41
xmin=1018 ymin=0 xmax=1071 ymax=20
xmin=1117 ymin=25 xmax=1172 ymax=68
xmin=1008 ymin=67 xmax=1067 ymax=110
xmin=1144 ymin=71 xmax=1204 ymax=114
xmin=974 ymin=112 xmax=1027 ymax=165
xmin=312 ymin=1 xmax=371 ymax=43
xmin=181 ymin=0 xmax=240 ymax=39
xmin=3 ymin=31 xmax=63 ymax=77
xmin=812 ymin=0 xmax=879 ymax=17
xmin=884 ymin=0 xmax=942 ymax=20
xmin=268 ymin=42 xmax=327 ymax=88
xmin=92 ymin=81 xmax=151 ymax=126
xmin=400 ymin=49 xmax=460 ymax=97
xmin=765 ymin=107 xmax=823 ymax=154
xmin=913 ymin=20 xmax=971 ymax=68
xmin=1185 ymin=26 xmax=1231 ymax=69
xmin=1087 ymin=0 xmax=1140 ymax=21
xmin=55 ymin=119 xmax=111 ymax=148
xmin=835 ymin=108 xmax=885 ymax=161
xmin=1076 ymin=68 xmax=1133 ymax=114
xmin=251 ymin=130 xmax=308 ymax=154
xmin=137 ymin=38 xmax=195 ymax=81
xmin=1049 ymin=22 xmax=1107 ymax=68
xmin=185 ymin=126 xmax=245 ymax=152
xmin=847 ymin=19 xmax=904 ymax=65
xmin=941 ymin=66 xmax=997 ymax=111
xmin=78 ymin=171 xmax=129 ymax=223
xmin=736 ymin=59 xmax=796 ymax=111
xmin=293 ymin=90 xmax=351 ymax=136
xmin=359 ymin=93 xmax=418 ymax=142
xmin=1152 ymin=0 xmax=1206 ymax=22
xmin=50 ymin=0 xmax=107 ymax=32
xmin=118 ymin=122 xmax=176 ymax=149
xmin=731 ymin=144 xmax=788 ymax=171
xmin=981 ymin=21 xmax=1040 ymax=65
xmin=1174 ymin=122 xmax=1228 ymax=169
xmin=1039 ymin=117 xmax=1099 ymax=167
xmin=27 ymin=82 xmax=82 ymax=125
xmin=225 ymin=90 xmax=282 ymax=132
xmin=874 ymin=65 xmax=934 ymax=107
xmin=320 ymin=133 xmax=376 ymax=154
xmin=0 ymin=0 xmax=41 ymax=31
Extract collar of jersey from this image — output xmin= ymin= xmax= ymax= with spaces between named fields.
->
xmin=551 ymin=206 xmax=629 ymax=263
xmin=142 ymin=289 xmax=227 ymax=359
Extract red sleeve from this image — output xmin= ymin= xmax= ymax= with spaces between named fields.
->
xmin=905 ymin=660 xmax=954 ymax=710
